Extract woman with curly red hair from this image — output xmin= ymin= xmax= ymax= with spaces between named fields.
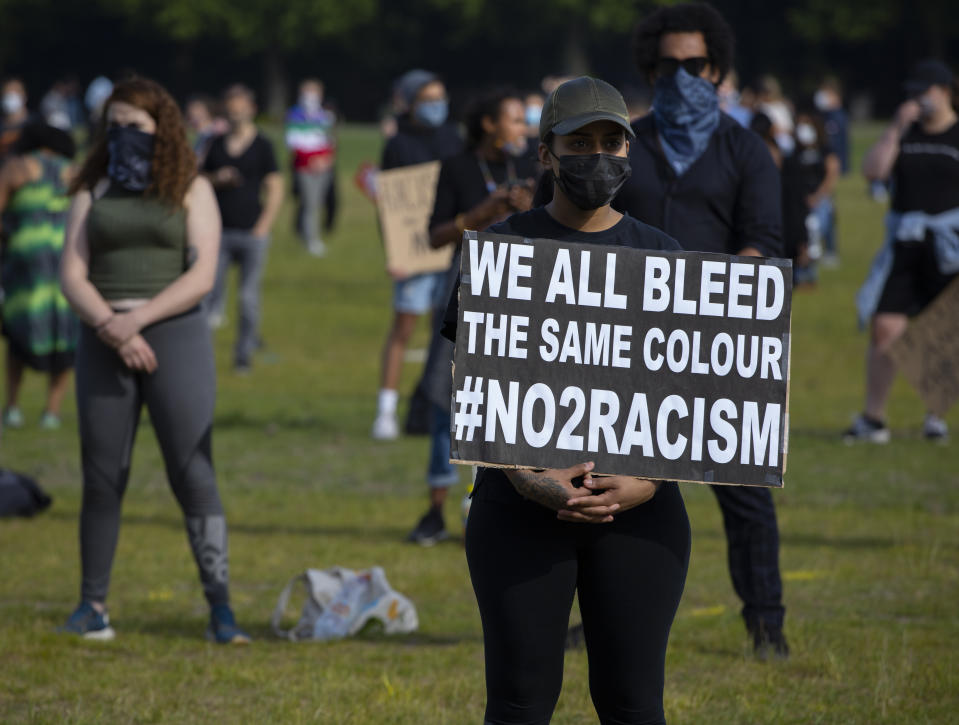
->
xmin=58 ymin=77 xmax=249 ymax=643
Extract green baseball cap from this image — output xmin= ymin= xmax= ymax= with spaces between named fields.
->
xmin=539 ymin=76 xmax=635 ymax=142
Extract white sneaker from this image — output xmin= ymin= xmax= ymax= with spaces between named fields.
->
xmin=371 ymin=414 xmax=399 ymax=441
xmin=842 ymin=414 xmax=890 ymax=444
xmin=923 ymin=414 xmax=949 ymax=442
xmin=307 ymin=239 xmax=327 ymax=257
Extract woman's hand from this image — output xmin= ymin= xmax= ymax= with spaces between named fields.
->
xmin=507 ymin=180 xmax=535 ymax=212
xmin=472 ymin=188 xmax=512 ymax=225
xmin=507 ymin=462 xmax=616 ymax=522
xmin=117 ymin=334 xmax=158 ymax=373
xmin=97 ymin=310 xmax=143 ymax=349
xmin=559 ymin=476 xmax=660 ymax=523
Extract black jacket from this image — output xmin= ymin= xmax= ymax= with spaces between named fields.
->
xmin=381 ymin=115 xmax=463 ymax=170
xmin=614 ymin=113 xmax=783 ymax=258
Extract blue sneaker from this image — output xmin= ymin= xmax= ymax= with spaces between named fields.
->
xmin=207 ymin=604 xmax=251 ymax=644
xmin=59 ymin=602 xmax=115 ymax=640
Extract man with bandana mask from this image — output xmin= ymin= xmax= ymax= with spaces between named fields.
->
xmin=850 ymin=59 xmax=959 ymax=445
xmin=614 ymin=2 xmax=788 ymax=660
xmin=372 ymin=70 xmax=462 ymax=441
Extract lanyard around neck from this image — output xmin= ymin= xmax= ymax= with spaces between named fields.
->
xmin=477 ymin=153 xmax=517 ymax=193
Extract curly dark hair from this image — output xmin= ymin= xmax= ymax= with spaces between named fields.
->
xmin=70 ymin=76 xmax=196 ymax=206
xmin=633 ymin=2 xmax=735 ymax=84
xmin=465 ymin=87 xmax=523 ymax=150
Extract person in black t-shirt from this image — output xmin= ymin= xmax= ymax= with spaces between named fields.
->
xmin=781 ymin=109 xmax=840 ymax=287
xmin=443 ymin=76 xmax=689 ymax=725
xmin=614 ymin=3 xmax=789 ymax=661
xmin=202 ymin=84 xmax=283 ymax=372
xmin=849 ymin=59 xmax=959 ymax=443
xmin=406 ymin=89 xmax=538 ymax=545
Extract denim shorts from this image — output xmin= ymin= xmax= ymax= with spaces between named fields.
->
xmin=393 ymin=271 xmax=446 ymax=314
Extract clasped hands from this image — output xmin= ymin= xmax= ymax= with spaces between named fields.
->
xmin=97 ymin=309 xmax=157 ymax=373
xmin=510 ymin=461 xmax=660 ymax=524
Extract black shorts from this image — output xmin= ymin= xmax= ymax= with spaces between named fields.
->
xmin=875 ymin=239 xmax=958 ymax=316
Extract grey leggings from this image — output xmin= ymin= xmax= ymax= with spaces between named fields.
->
xmin=296 ymin=169 xmax=334 ymax=246
xmin=75 ymin=307 xmax=230 ymax=607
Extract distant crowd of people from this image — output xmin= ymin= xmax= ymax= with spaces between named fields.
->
xmin=0 ymin=1 xmax=956 ymax=721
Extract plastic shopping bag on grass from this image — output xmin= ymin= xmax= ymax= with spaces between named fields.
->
xmin=271 ymin=566 xmax=418 ymax=642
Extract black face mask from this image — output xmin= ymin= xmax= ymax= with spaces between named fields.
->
xmin=551 ymin=152 xmax=632 ymax=210
xmin=107 ymin=126 xmax=155 ymax=192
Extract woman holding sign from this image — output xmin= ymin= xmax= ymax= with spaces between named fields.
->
xmin=442 ymin=77 xmax=689 ymax=725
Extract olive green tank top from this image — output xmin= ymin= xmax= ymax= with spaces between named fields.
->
xmin=86 ymin=186 xmax=187 ymax=300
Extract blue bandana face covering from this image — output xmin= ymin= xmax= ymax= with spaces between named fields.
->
xmin=107 ymin=126 xmax=155 ymax=191
xmin=653 ymin=68 xmax=720 ymax=176
xmin=414 ymin=99 xmax=449 ymax=128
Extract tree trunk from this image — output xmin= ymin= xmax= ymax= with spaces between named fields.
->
xmin=262 ymin=46 xmax=288 ymax=119
xmin=562 ymin=21 xmax=590 ymax=76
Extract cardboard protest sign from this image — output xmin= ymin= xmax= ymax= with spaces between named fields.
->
xmin=450 ymin=231 xmax=792 ymax=487
xmin=375 ymin=161 xmax=453 ymax=278
xmin=888 ymin=277 xmax=959 ymax=417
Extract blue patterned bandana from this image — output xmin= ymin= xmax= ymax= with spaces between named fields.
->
xmin=653 ymin=68 xmax=720 ymax=176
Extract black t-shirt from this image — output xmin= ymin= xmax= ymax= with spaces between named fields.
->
xmin=203 ymin=132 xmax=279 ymax=230
xmin=441 ymin=206 xmax=680 ymax=493
xmin=381 ymin=115 xmax=463 ymax=171
xmin=892 ymin=121 xmax=959 ymax=215
xmin=429 ymin=151 xmax=539 ymax=229
xmin=441 ymin=206 xmax=681 ymax=343
xmin=613 ymin=114 xmax=783 ymax=257
xmin=780 ymin=143 xmax=836 ymax=257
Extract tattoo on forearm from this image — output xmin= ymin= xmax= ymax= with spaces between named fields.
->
xmin=509 ymin=470 xmax=569 ymax=511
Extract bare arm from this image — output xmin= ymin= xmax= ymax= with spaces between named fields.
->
xmin=59 ymin=189 xmax=116 ymax=328
xmin=863 ymin=101 xmax=919 ymax=182
xmin=252 ymin=171 xmax=284 ymax=238
xmin=96 ymin=176 xmax=221 ymax=345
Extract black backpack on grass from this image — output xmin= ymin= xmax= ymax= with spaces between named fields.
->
xmin=0 ymin=469 xmax=52 ymax=518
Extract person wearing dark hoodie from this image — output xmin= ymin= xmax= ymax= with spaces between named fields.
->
xmin=371 ymin=70 xmax=463 ymax=440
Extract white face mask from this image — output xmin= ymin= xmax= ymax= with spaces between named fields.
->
xmin=796 ymin=122 xmax=817 ymax=147
xmin=775 ymin=132 xmax=795 ymax=155
xmin=300 ymin=92 xmax=321 ymax=112
xmin=2 ymin=91 xmax=25 ymax=115
xmin=813 ymin=90 xmax=832 ymax=112
xmin=918 ymin=95 xmax=937 ymax=120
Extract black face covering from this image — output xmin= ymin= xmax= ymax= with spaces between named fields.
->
xmin=107 ymin=126 xmax=155 ymax=192
xmin=551 ymin=152 xmax=632 ymax=210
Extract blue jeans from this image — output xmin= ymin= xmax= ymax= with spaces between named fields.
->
xmin=428 ymin=402 xmax=458 ymax=488
xmin=206 ymin=228 xmax=269 ymax=366
xmin=813 ymin=197 xmax=836 ymax=256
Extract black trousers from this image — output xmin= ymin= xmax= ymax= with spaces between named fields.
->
xmin=466 ymin=471 xmax=690 ymax=725
xmin=711 ymin=484 xmax=784 ymax=629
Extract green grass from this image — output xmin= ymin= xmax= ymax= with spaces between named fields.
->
xmin=1 ymin=122 xmax=958 ymax=724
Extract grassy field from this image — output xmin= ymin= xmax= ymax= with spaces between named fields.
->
xmin=1 ymin=122 xmax=958 ymax=724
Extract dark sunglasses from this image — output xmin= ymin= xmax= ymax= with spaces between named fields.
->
xmin=655 ymin=56 xmax=710 ymax=78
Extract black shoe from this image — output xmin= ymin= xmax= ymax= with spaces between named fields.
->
xmin=750 ymin=621 xmax=789 ymax=661
xmin=565 ymin=623 xmax=585 ymax=650
xmin=407 ymin=507 xmax=448 ymax=546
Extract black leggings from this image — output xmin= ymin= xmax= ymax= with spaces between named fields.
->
xmin=466 ymin=471 xmax=690 ymax=725
xmin=75 ymin=308 xmax=229 ymax=607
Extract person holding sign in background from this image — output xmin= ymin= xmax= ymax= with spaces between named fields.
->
xmin=614 ymin=2 xmax=789 ymax=659
xmin=406 ymin=89 xmax=537 ymax=545
xmin=850 ymin=59 xmax=959 ymax=443
xmin=443 ymin=77 xmax=689 ymax=725
xmin=372 ymin=70 xmax=462 ymax=441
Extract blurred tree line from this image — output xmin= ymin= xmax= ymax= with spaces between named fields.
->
xmin=0 ymin=0 xmax=956 ymax=120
